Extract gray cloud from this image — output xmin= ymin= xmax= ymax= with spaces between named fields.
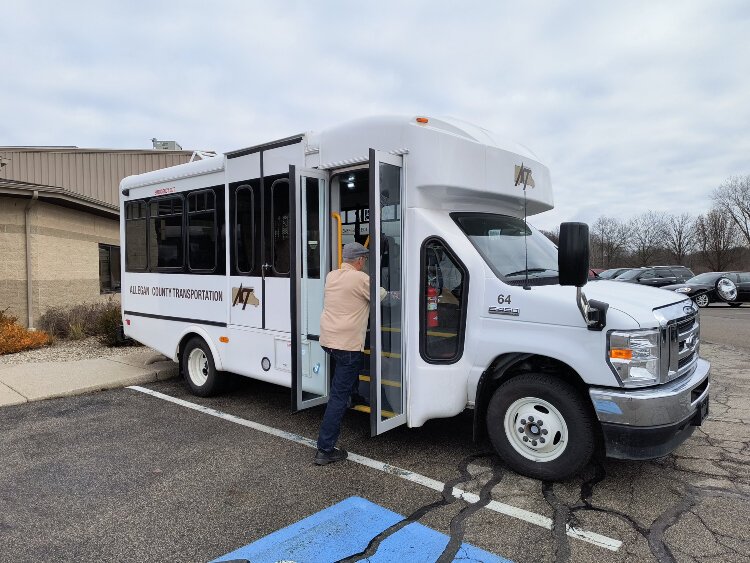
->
xmin=1 ymin=0 xmax=748 ymax=229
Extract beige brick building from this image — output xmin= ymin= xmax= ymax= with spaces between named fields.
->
xmin=0 ymin=147 xmax=194 ymax=327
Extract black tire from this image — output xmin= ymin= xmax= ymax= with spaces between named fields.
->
xmin=728 ymin=302 xmax=742 ymax=308
xmin=180 ymin=337 xmax=222 ymax=397
xmin=486 ymin=373 xmax=595 ymax=481
xmin=694 ymin=293 xmax=710 ymax=308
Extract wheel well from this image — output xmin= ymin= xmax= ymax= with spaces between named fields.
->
xmin=177 ymin=333 xmax=203 ymax=371
xmin=473 ymin=353 xmax=593 ymax=442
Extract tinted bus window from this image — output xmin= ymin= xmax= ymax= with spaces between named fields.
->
xmin=420 ymin=238 xmax=468 ymax=363
xmin=125 ymin=200 xmax=148 ymax=271
xmin=235 ymin=185 xmax=256 ymax=274
xmin=187 ymin=190 xmax=216 ymax=272
xmin=271 ymin=178 xmax=290 ymax=275
xmin=149 ymin=196 xmax=184 ymax=269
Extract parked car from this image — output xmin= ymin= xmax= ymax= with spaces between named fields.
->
xmin=612 ymin=266 xmax=695 ymax=288
xmin=662 ymin=271 xmax=750 ymax=307
xmin=597 ymin=267 xmax=632 ymax=280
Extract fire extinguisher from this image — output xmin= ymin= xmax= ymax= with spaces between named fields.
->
xmin=426 ymin=285 xmax=439 ymax=328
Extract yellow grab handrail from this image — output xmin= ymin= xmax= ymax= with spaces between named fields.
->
xmin=331 ymin=212 xmax=343 ymax=268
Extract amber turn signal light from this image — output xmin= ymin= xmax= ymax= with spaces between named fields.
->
xmin=609 ymin=349 xmax=632 ymax=360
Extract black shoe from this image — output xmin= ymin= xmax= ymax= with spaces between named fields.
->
xmin=314 ymin=448 xmax=348 ymax=466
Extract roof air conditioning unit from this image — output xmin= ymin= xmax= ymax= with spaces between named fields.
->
xmin=151 ymin=138 xmax=183 ymax=151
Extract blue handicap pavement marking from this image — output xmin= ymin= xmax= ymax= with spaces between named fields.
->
xmin=212 ymin=496 xmax=512 ymax=563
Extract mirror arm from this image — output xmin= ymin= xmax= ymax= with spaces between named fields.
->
xmin=576 ymin=287 xmax=609 ymax=331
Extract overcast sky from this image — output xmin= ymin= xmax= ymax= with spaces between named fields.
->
xmin=2 ymin=1 xmax=748 ymax=230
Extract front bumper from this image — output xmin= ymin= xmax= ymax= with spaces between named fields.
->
xmin=589 ymin=358 xmax=710 ymax=459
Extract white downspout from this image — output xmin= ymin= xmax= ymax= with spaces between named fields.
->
xmin=25 ymin=190 xmax=39 ymax=328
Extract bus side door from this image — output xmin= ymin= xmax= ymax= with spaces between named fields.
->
xmin=291 ymin=166 xmax=331 ymax=410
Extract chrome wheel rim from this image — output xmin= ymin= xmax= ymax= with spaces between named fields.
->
xmin=695 ymin=294 xmax=709 ymax=308
xmin=504 ymin=397 xmax=568 ymax=462
xmin=188 ymin=348 xmax=209 ymax=386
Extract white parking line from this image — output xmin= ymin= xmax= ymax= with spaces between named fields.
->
xmin=128 ymin=385 xmax=622 ymax=552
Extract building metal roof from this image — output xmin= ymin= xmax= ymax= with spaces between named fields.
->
xmin=0 ymin=147 xmax=194 ymax=217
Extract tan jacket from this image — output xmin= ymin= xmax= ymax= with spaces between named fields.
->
xmin=319 ymin=262 xmax=386 ymax=351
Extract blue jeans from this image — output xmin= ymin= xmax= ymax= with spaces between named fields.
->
xmin=317 ymin=347 xmax=363 ymax=452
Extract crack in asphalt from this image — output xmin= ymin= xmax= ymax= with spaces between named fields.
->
xmin=542 ymin=460 xmax=748 ymax=563
xmin=336 ymin=452 xmax=496 ymax=563
xmin=436 ymin=458 xmax=505 ymax=563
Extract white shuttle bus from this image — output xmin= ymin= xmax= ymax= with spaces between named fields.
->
xmin=120 ymin=115 xmax=710 ymax=480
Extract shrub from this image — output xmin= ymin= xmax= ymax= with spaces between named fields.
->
xmin=37 ymin=299 xmax=129 ymax=347
xmin=0 ymin=308 xmax=51 ymax=355
xmin=96 ymin=301 xmax=126 ymax=346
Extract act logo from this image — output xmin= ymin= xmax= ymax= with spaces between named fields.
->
xmin=232 ymin=284 xmax=260 ymax=310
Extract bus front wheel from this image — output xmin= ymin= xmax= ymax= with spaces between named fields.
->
xmin=486 ymin=373 xmax=595 ymax=481
xmin=181 ymin=337 xmax=222 ymax=397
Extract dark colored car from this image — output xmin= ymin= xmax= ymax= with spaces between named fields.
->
xmin=613 ymin=266 xmax=695 ymax=287
xmin=597 ymin=267 xmax=633 ymax=280
xmin=662 ymin=271 xmax=750 ymax=308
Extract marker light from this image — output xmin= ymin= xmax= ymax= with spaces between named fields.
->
xmin=219 ymin=336 xmax=229 ymax=343
xmin=125 ymin=319 xmax=131 ymax=326
xmin=609 ymin=349 xmax=632 ymax=360
xmin=416 ymin=117 xmax=429 ymax=124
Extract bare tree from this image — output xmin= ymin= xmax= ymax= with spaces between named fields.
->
xmin=694 ymin=208 xmax=740 ymax=271
xmin=591 ymin=216 xmax=629 ymax=268
xmin=540 ymin=226 xmax=560 ymax=245
xmin=663 ymin=212 xmax=695 ymax=265
xmin=712 ymin=175 xmax=750 ymax=248
xmin=628 ymin=211 xmax=666 ymax=266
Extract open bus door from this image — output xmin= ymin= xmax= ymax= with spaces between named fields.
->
xmin=291 ymin=166 xmax=330 ymax=412
xmin=368 ymin=149 xmax=407 ymax=435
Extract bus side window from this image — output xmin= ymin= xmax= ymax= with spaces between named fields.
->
xmin=420 ymin=238 xmax=469 ymax=364
xmin=270 ymin=178 xmax=291 ymax=276
xmin=235 ymin=184 xmax=256 ymax=274
xmin=125 ymin=200 xmax=148 ymax=272
xmin=187 ymin=190 xmax=217 ymax=272
xmin=149 ymin=196 xmax=184 ymax=270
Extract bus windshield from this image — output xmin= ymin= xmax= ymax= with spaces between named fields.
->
xmin=452 ymin=213 xmax=559 ymax=285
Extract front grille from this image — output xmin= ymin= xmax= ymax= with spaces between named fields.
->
xmin=654 ymin=301 xmax=700 ymax=383
xmin=670 ymin=311 xmax=699 ymax=382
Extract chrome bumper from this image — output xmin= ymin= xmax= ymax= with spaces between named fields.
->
xmin=589 ymin=358 xmax=710 ymax=427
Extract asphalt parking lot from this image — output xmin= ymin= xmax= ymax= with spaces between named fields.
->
xmin=699 ymin=303 xmax=750 ymax=352
xmin=1 ymin=309 xmax=749 ymax=562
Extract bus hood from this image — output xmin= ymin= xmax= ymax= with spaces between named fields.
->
xmin=582 ymin=280 xmax=688 ymax=327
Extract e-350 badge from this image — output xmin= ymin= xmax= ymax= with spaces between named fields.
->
xmin=489 ymin=293 xmax=519 ymax=316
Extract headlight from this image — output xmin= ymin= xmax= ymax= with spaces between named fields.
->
xmin=674 ymin=287 xmax=691 ymax=293
xmin=607 ymin=329 xmax=660 ymax=387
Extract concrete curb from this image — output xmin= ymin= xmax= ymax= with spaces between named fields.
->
xmin=0 ymin=352 xmax=178 ymax=407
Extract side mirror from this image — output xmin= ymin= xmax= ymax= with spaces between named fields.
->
xmin=558 ymin=222 xmax=590 ymax=287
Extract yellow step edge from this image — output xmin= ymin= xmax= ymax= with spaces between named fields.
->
xmin=359 ymin=375 xmax=401 ymax=388
xmin=363 ymin=350 xmax=401 ymax=359
xmin=381 ymin=327 xmax=456 ymax=338
xmin=351 ymin=404 xmax=396 ymax=418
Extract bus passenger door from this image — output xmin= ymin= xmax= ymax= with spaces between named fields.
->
xmin=368 ymin=149 xmax=407 ymax=434
xmin=291 ymin=166 xmax=331 ymax=411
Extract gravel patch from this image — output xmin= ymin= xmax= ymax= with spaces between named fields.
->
xmin=0 ymin=337 xmax=147 ymax=366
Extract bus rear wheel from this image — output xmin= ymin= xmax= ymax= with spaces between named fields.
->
xmin=181 ymin=337 xmax=222 ymax=397
xmin=486 ymin=373 xmax=595 ymax=481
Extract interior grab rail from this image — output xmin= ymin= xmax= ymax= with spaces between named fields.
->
xmin=331 ymin=212 xmax=343 ymax=268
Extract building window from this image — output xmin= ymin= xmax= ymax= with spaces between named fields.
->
xmin=99 ymin=244 xmax=121 ymax=293
xmin=149 ymin=196 xmax=184 ymax=270
xmin=125 ymin=200 xmax=148 ymax=271
xmin=187 ymin=190 xmax=217 ymax=272
xmin=420 ymin=238 xmax=468 ymax=364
